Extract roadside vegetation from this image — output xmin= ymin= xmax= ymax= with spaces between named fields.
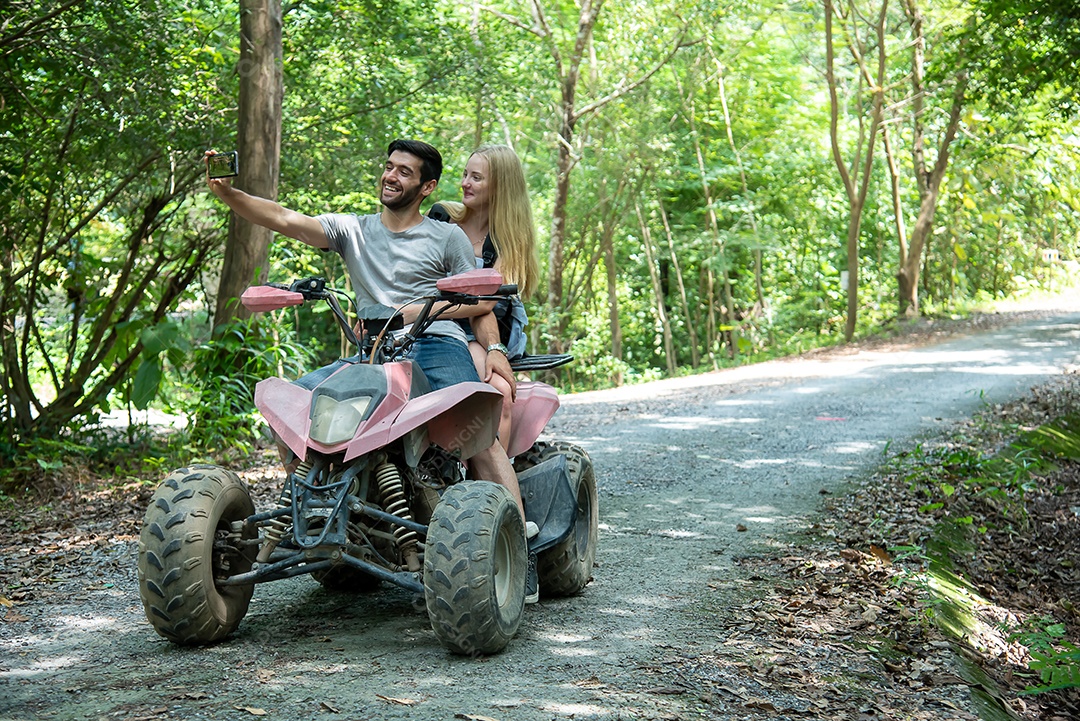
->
xmin=692 ymin=370 xmax=1080 ymax=719
xmin=3 ymin=8 xmax=1078 ymax=717
xmin=3 ymin=1 xmax=1079 ymax=494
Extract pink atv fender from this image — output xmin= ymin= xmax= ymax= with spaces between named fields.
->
xmin=255 ymin=362 xmax=417 ymax=463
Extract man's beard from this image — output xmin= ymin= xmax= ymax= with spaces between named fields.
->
xmin=382 ymin=182 xmax=422 ymax=211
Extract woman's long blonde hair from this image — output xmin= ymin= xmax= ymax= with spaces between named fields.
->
xmin=442 ymin=144 xmax=540 ymax=299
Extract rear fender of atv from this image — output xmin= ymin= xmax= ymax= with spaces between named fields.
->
xmin=518 ymin=454 xmax=575 ymax=554
xmin=505 ymin=382 xmax=560 ymax=459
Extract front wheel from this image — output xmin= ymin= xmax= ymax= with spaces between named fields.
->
xmin=423 ymin=481 xmax=526 ymax=655
xmin=137 ymin=465 xmax=257 ymax=645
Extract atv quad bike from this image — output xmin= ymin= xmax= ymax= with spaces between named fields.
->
xmin=137 ymin=269 xmax=597 ymax=655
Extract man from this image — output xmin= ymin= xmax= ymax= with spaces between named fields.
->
xmin=206 ymin=139 xmax=538 ymax=603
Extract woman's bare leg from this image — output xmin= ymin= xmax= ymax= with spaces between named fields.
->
xmin=469 ymin=340 xmax=514 ymax=453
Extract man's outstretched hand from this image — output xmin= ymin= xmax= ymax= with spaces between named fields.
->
xmin=204 ymin=149 xmax=232 ymax=197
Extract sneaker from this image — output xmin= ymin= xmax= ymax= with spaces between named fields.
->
xmin=525 ymin=551 xmax=539 ymax=605
xmin=525 ymin=520 xmax=539 ymax=539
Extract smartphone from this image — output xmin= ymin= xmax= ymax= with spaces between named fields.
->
xmin=207 ymin=150 xmax=239 ymax=179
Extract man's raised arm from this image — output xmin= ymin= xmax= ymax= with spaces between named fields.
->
xmin=205 ymin=152 xmax=327 ymax=249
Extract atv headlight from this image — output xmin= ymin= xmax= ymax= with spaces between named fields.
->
xmin=309 ymin=395 xmax=373 ymax=445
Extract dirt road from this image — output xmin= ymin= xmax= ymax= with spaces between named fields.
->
xmin=3 ymin=308 xmax=1079 ymax=721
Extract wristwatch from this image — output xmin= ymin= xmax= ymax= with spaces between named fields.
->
xmin=486 ymin=342 xmax=509 ymax=356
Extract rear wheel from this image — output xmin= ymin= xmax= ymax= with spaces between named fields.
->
xmin=515 ymin=441 xmax=598 ymax=596
xmin=137 ymin=465 xmax=256 ymax=645
xmin=423 ymin=481 xmax=526 ymax=655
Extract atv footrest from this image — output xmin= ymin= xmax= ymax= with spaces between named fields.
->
xmin=510 ymin=353 xmax=574 ymax=372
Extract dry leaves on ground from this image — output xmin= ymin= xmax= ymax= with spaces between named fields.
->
xmin=681 ymin=373 xmax=1080 ymax=720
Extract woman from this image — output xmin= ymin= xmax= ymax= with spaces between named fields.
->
xmin=429 ymin=144 xmax=540 ymax=454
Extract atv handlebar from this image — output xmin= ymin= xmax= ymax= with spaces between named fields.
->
xmin=239 ymin=269 xmax=513 ymax=363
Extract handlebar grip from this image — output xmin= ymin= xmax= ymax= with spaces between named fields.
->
xmin=497 ymin=284 xmax=518 ymax=296
xmin=290 ymin=277 xmax=326 ymax=295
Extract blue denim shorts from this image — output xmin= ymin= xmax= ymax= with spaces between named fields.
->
xmin=407 ymin=335 xmax=480 ymax=390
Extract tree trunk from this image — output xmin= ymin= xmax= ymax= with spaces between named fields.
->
xmin=546 ymin=112 xmax=574 ymax=347
xmin=214 ymin=0 xmax=283 ymax=331
xmin=489 ymin=0 xmax=687 ymax=352
xmin=825 ymin=0 xmax=887 ymax=342
xmin=602 ymin=220 xmax=622 ymax=362
xmin=543 ymin=0 xmax=600 ymax=351
xmin=686 ymin=93 xmax=739 ymax=363
xmin=659 ymin=198 xmax=700 ymax=368
xmin=896 ymin=0 xmax=968 ymax=317
xmin=636 ymin=202 xmax=676 ymax=375
xmin=713 ymin=52 xmax=764 ymax=312
xmin=882 ymin=124 xmax=908 ymax=279
xmin=704 ymin=266 xmax=718 ymax=369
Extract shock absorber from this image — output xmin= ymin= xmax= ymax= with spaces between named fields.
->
xmin=374 ymin=460 xmax=421 ymax=572
xmin=256 ymin=461 xmax=310 ymax=563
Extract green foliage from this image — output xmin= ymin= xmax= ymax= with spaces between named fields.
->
xmin=184 ymin=316 xmax=314 ymax=457
xmin=558 ymin=310 xmax=666 ymax=392
xmin=1017 ymin=415 xmax=1080 ymax=460
xmin=884 ymin=416 xmax=1080 ymax=523
xmin=0 ymin=0 xmax=234 ymax=450
xmin=1009 ymin=618 xmax=1080 ymax=694
xmin=967 ymin=0 xmax=1080 ymax=114
xmin=4 ymin=0 xmax=1080 ymax=479
xmin=5 ymin=436 xmax=95 ymax=480
xmin=0 ymin=420 xmax=179 ymax=494
xmin=878 ymin=408 xmax=1080 ymax=698
xmin=130 ymin=319 xmax=190 ymax=411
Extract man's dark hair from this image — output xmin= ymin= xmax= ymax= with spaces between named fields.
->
xmin=387 ymin=139 xmax=442 ymax=184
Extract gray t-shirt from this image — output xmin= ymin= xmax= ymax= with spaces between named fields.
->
xmin=317 ymin=213 xmax=475 ymax=343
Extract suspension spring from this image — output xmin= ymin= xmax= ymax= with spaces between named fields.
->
xmin=256 ymin=461 xmax=309 ymax=563
xmin=374 ymin=461 xmax=421 ymax=571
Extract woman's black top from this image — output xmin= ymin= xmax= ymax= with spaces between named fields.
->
xmin=428 ymin=203 xmax=515 ymax=347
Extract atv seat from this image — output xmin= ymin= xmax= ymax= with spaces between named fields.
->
xmin=510 ymin=354 xmax=574 ymax=372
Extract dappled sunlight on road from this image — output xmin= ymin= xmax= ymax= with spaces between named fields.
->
xmin=545 ymin=631 xmax=593 ymax=644
xmin=537 ymin=702 xmax=612 ymax=717
xmin=566 ymin=328 xmax=1080 ymax=516
xmin=741 ymin=516 xmax=779 ymax=525
xmin=643 ymin=414 xmax=766 ymax=427
xmin=0 ymin=600 xmax=134 ymax=676
xmin=56 ymin=614 xmax=120 ymax=631
xmin=896 ymin=359 xmax=1062 ymax=376
xmin=0 ymin=653 xmax=82 ymax=679
xmin=830 ymin=441 xmax=879 ymax=454
xmin=652 ymin=529 xmax=705 ymax=539
xmin=730 ymin=457 xmax=800 ymax=468
xmin=649 ymin=415 xmax=764 ymax=430
xmin=559 ymin=320 xmax=1080 ymax=426
xmin=546 ymin=644 xmax=601 ymax=658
